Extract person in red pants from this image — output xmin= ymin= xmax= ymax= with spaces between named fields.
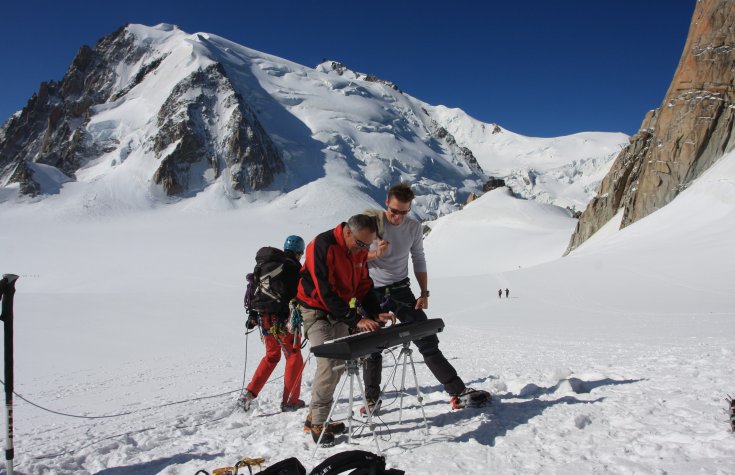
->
xmin=243 ymin=312 xmax=304 ymax=412
xmin=239 ymin=235 xmax=306 ymax=412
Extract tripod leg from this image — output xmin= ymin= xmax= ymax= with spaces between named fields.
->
xmin=354 ymin=366 xmax=382 ymax=455
xmin=399 ymin=347 xmax=410 ymax=424
xmin=407 ymin=352 xmax=429 ymax=435
xmin=347 ymin=364 xmax=355 ymax=443
xmin=312 ymin=369 xmax=349 ymax=458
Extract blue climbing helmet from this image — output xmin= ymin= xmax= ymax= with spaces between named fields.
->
xmin=283 ymin=235 xmax=305 ymax=254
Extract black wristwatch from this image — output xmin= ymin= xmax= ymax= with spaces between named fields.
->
xmin=421 ymin=290 xmax=430 ymax=297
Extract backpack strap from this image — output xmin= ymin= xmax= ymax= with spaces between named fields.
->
xmin=256 ymin=263 xmax=285 ymax=302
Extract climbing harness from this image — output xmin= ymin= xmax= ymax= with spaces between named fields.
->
xmin=378 ymin=287 xmax=414 ymax=314
xmin=288 ymin=300 xmax=304 ymax=347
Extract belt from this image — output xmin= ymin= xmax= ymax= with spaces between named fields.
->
xmin=374 ymin=277 xmax=411 ymax=293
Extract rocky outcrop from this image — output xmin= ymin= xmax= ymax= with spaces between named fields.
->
xmin=151 ymin=63 xmax=282 ymax=195
xmin=567 ymin=0 xmax=735 ymax=253
xmin=8 ymin=162 xmax=40 ymax=196
xmin=323 ymin=61 xmax=401 ymax=91
xmin=483 ymin=176 xmax=506 ymax=192
xmin=464 ymin=192 xmax=478 ymax=205
xmin=0 ymin=26 xmax=149 ymax=194
xmin=432 ymin=125 xmax=485 ymax=177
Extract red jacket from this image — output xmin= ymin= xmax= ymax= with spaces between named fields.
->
xmin=297 ymin=223 xmax=380 ymax=323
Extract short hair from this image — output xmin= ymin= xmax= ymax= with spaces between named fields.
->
xmin=387 ymin=183 xmax=414 ymax=203
xmin=347 ymin=214 xmax=377 ymax=234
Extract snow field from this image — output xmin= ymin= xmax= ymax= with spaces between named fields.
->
xmin=0 ymin=150 xmax=734 ymax=474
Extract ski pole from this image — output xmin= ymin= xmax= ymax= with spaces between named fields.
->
xmin=1 ymin=274 xmax=19 ymax=475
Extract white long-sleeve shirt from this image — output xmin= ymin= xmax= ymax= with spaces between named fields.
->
xmin=366 ymin=210 xmax=427 ymax=287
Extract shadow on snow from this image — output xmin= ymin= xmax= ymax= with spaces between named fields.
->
xmin=366 ymin=377 xmax=643 ymax=448
xmin=94 ymin=451 xmax=222 ymax=475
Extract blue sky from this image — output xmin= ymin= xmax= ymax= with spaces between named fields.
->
xmin=1 ymin=0 xmax=694 ymax=137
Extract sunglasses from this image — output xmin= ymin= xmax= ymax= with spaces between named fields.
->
xmin=388 ymin=207 xmax=410 ymax=216
xmin=354 ymin=237 xmax=371 ymax=250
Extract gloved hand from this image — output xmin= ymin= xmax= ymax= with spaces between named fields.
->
xmin=246 ymin=318 xmax=257 ymax=330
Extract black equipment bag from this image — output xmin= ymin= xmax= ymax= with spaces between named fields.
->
xmin=260 ymin=456 xmax=307 ymax=475
xmin=309 ymin=450 xmax=404 ymax=475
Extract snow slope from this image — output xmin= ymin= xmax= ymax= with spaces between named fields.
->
xmin=425 ymin=187 xmax=577 ymax=277
xmin=0 ymin=150 xmax=733 ymax=474
xmin=428 ymin=105 xmax=628 ymax=211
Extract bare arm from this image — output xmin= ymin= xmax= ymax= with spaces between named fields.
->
xmin=415 ymin=271 xmax=428 ymax=310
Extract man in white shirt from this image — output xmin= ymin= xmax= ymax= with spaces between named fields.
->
xmin=362 ymin=183 xmax=491 ymax=411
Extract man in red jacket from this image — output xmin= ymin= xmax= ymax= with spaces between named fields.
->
xmin=296 ymin=214 xmax=394 ymax=446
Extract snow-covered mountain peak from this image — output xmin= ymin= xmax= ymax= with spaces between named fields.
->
xmin=0 ymin=23 xmax=626 ymax=220
xmin=425 ymin=103 xmax=628 ymax=212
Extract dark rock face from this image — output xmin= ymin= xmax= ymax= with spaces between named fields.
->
xmin=483 ymin=177 xmax=506 ymax=192
xmin=325 ymin=61 xmax=401 ymax=91
xmin=432 ymin=125 xmax=485 ymax=176
xmin=0 ymin=26 xmax=144 ymax=194
xmin=8 ymin=162 xmax=40 ymax=196
xmin=0 ymin=25 xmax=283 ymax=197
xmin=151 ymin=63 xmax=282 ymax=195
xmin=566 ymin=0 xmax=735 ymax=253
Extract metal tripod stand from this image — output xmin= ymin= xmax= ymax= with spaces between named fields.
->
xmin=313 ymin=358 xmax=381 ymax=457
xmin=312 ymin=342 xmax=432 ymax=456
xmin=378 ymin=342 xmax=429 ymax=434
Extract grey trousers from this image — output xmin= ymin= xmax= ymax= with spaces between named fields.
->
xmin=302 ymin=307 xmax=349 ymax=426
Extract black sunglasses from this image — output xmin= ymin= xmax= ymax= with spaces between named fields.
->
xmin=388 ymin=207 xmax=410 ymax=216
xmin=354 ymin=237 xmax=371 ymax=250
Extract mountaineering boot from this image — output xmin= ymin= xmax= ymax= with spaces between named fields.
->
xmin=238 ymin=390 xmax=256 ymax=412
xmin=281 ymin=399 xmax=306 ymax=412
xmin=359 ymin=398 xmax=382 ymax=417
xmin=310 ymin=423 xmax=335 ymax=447
xmin=304 ymin=414 xmax=346 ymax=434
xmin=451 ymin=388 xmax=492 ymax=409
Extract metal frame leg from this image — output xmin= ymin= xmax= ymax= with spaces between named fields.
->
xmin=312 ymin=359 xmax=382 ymax=458
xmin=312 ymin=372 xmax=349 ymax=456
xmin=406 ymin=348 xmax=429 ymax=435
xmin=378 ymin=343 xmax=430 ymax=435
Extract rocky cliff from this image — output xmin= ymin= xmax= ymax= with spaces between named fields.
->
xmin=566 ymin=0 xmax=735 ymax=253
xmin=0 ymin=25 xmax=282 ymax=196
xmin=150 ymin=62 xmax=282 ymax=195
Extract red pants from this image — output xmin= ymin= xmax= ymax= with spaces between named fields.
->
xmin=246 ymin=315 xmax=303 ymax=404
